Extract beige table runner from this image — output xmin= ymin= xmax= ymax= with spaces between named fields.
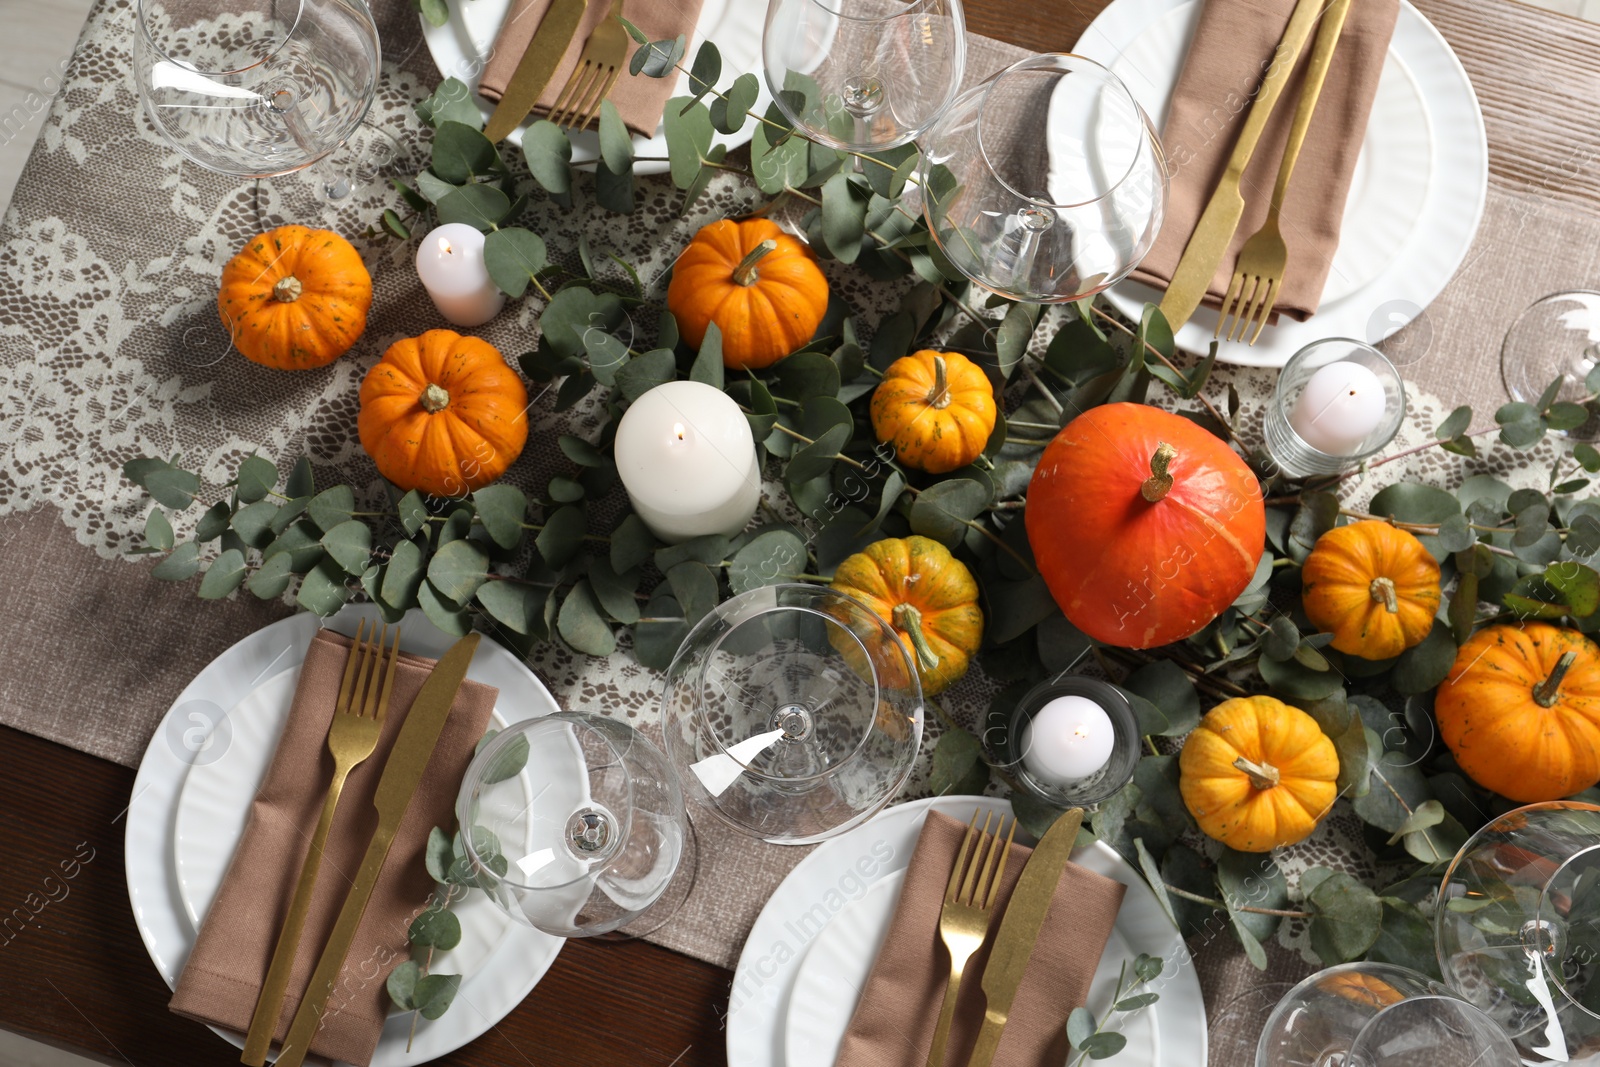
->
xmin=1 ymin=1 xmax=1596 ymax=1063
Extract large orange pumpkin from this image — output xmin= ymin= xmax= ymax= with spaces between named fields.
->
xmin=218 ymin=225 xmax=372 ymax=369
xmin=1436 ymin=623 xmax=1600 ymax=802
xmin=665 ymin=218 xmax=828 ymax=370
xmin=1025 ymin=403 xmax=1266 ymax=648
xmin=358 ymin=330 xmax=528 ymax=498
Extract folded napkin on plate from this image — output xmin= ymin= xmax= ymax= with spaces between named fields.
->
xmin=835 ymin=810 xmax=1127 ymax=1067
xmin=478 ymin=0 xmax=707 ymax=137
xmin=1128 ymin=0 xmax=1400 ymax=321
xmin=169 ymin=629 xmax=498 ymax=1067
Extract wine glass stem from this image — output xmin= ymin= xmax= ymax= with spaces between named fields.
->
xmin=1011 ymin=208 xmax=1054 ymax=292
xmin=272 ymin=87 xmax=353 ymax=199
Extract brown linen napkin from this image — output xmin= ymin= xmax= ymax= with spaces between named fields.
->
xmin=1128 ymin=0 xmax=1400 ymax=321
xmin=835 ymin=810 xmax=1127 ymax=1067
xmin=169 ymin=629 xmax=498 ymax=1067
xmin=477 ymin=0 xmax=707 ymax=137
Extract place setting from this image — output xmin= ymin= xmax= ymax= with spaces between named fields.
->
xmin=93 ymin=0 xmax=1600 ymax=1063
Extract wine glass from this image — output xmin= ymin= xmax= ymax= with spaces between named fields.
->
xmin=134 ymin=0 xmax=380 ymax=197
xmin=1256 ymin=962 xmax=1519 ymax=1067
xmin=1500 ymin=291 xmax=1600 ymax=440
xmin=762 ymin=0 xmax=965 ymax=152
xmin=661 ymin=584 xmax=924 ymax=845
xmin=456 ymin=712 xmax=694 ymax=938
xmin=1435 ymin=800 xmax=1600 ymax=1062
xmin=916 ymin=53 xmax=1167 ymax=303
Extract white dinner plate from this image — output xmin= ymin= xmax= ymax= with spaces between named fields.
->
xmin=727 ymin=795 xmax=1205 ymax=1067
xmin=1073 ymin=0 xmax=1487 ymax=367
xmin=420 ymin=0 xmax=771 ymax=167
xmin=126 ymin=604 xmax=565 ymax=1067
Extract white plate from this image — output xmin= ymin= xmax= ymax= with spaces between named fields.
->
xmin=1074 ymin=0 xmax=1487 ymax=367
xmin=126 ymin=604 xmax=565 ymax=1067
xmin=420 ymin=0 xmax=771 ymax=167
xmin=727 ymin=795 xmax=1205 ymax=1067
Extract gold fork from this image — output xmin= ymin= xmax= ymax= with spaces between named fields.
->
xmin=545 ymin=0 xmax=628 ymax=131
xmin=241 ymin=619 xmax=402 ymax=1066
xmin=1216 ymin=0 xmax=1353 ymax=345
xmin=927 ymin=811 xmax=1015 ymax=1067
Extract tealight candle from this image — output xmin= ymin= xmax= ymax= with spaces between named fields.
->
xmin=415 ymin=223 xmax=505 ymax=328
xmin=1288 ymin=360 xmax=1386 ymax=456
xmin=613 ymin=381 xmax=761 ymax=543
xmin=1021 ymin=695 xmax=1116 ymax=785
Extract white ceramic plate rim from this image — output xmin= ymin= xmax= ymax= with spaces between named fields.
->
xmin=418 ymin=0 xmax=772 ymax=169
xmin=1074 ymin=0 xmax=1488 ymax=368
xmin=125 ymin=604 xmax=565 ymax=1067
xmin=725 ymin=795 xmax=1206 ymax=1067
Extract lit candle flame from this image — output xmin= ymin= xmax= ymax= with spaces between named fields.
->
xmin=1073 ymin=724 xmax=1092 ymax=740
xmin=438 ymin=236 xmax=453 ymax=255
xmin=673 ymin=422 xmax=686 ymax=441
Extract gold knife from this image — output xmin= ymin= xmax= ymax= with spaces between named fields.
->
xmin=963 ymin=807 xmax=1085 ymax=1067
xmin=1157 ymin=0 xmax=1329 ymax=330
xmin=272 ymin=633 xmax=482 ymax=1067
xmin=483 ymin=0 xmax=589 ymax=143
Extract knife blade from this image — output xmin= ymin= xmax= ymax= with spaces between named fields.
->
xmin=272 ymin=632 xmax=482 ymax=1067
xmin=1157 ymin=0 xmax=1328 ymax=330
xmin=483 ymin=0 xmax=588 ymax=143
xmin=964 ymin=807 xmax=1085 ymax=1067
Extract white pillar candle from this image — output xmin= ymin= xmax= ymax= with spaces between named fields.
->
xmin=1289 ymin=361 xmax=1386 ymax=456
xmin=1022 ymin=695 xmax=1116 ymax=785
xmin=613 ymin=381 xmax=762 ymax=544
xmin=415 ymin=224 xmax=506 ymax=328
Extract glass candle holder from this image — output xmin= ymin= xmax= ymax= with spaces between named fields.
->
xmin=1263 ymin=338 xmax=1406 ymax=479
xmin=993 ymin=676 xmax=1139 ymax=808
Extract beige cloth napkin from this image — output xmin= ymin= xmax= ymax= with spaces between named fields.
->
xmin=478 ymin=0 xmax=707 ymax=136
xmin=1128 ymin=0 xmax=1401 ymax=321
xmin=835 ymin=811 xmax=1128 ymax=1067
xmin=169 ymin=629 xmax=498 ymax=1067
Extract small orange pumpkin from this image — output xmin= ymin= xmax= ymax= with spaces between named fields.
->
xmin=666 ymin=218 xmax=828 ymax=370
xmin=1301 ymin=521 xmax=1441 ymax=660
xmin=218 ymin=225 xmax=372 ymax=369
xmin=870 ymin=350 xmax=998 ymax=474
xmin=1178 ymin=696 xmax=1339 ymax=852
xmin=358 ymin=330 xmax=528 ymax=497
xmin=1436 ymin=623 xmax=1600 ymax=802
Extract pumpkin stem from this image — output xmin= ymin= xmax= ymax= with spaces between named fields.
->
xmin=1140 ymin=442 xmax=1177 ymax=503
xmin=1233 ymin=756 xmax=1281 ymax=791
xmin=272 ymin=276 xmax=303 ymax=303
xmin=419 ymin=383 xmax=451 ymax=413
xmin=1534 ymin=650 xmax=1578 ymax=708
xmin=926 ymin=355 xmax=952 ymax=410
xmin=891 ymin=602 xmax=942 ymax=672
xmin=732 ymin=239 xmax=778 ymax=286
xmin=1369 ymin=576 xmax=1399 ymax=613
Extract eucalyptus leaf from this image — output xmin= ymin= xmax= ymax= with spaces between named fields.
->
xmin=145 ymin=508 xmax=174 ymax=552
xmin=615 ymin=348 xmax=678 ymax=401
xmin=474 ymin=581 xmax=548 ymax=637
xmin=908 ymin=478 xmax=989 ymax=546
xmin=409 ymin=906 xmax=462 ymax=951
xmin=307 ymin=485 xmax=356 ymax=532
xmin=483 ymin=228 xmax=548 ymax=299
xmin=151 ymin=540 xmax=201 ymax=581
xmin=248 ymin=550 xmax=295 ymax=599
xmin=236 ymin=454 xmax=277 ymax=503
xmin=728 ymin=529 xmax=808 ymax=594
xmin=1122 ymin=661 xmax=1200 ymax=737
xmin=634 ymin=592 xmax=690 ymax=669
xmin=663 ymin=95 xmax=713 ymax=189
xmin=197 ymin=548 xmax=247 ymax=599
xmin=611 ymin=513 xmax=658 ymax=573
xmin=666 ymin=561 xmax=720 ymax=627
xmin=437 ymin=184 xmax=512 ymax=232
xmin=929 ymin=727 xmax=990 ymax=796
xmin=480 ymin=731 xmax=531 ymax=785
xmin=536 ymin=504 xmax=588 ymax=569
xmin=523 ymin=120 xmax=573 ymax=201
xmin=1391 ymin=622 xmax=1456 ymax=694
xmin=631 ymin=34 xmax=686 ymax=78
xmin=1306 ymin=869 xmax=1383 ymax=963
xmin=382 ymin=539 xmax=425 ymax=609
xmin=320 ymin=519 xmax=373 ymax=575
xmin=432 ymin=121 xmax=500 ymax=184
xmin=557 ymin=580 xmax=616 ymax=656
xmin=820 ymin=171 xmax=865 ymax=263
xmin=428 ymin=538 xmax=491 ymax=602
xmin=144 ymin=465 xmax=200 ymax=509
xmin=418 ymin=580 xmax=472 ymax=636
xmin=296 ymin=559 xmax=352 ymax=615
xmin=589 ymin=557 xmax=642 ymax=625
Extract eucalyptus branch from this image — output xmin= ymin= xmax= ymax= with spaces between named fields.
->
xmin=1161 ymin=883 xmax=1311 ymax=918
xmin=1086 ymin=304 xmax=1243 ymax=447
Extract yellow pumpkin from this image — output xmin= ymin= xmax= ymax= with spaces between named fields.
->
xmin=1301 ymin=521 xmax=1441 ymax=659
xmin=829 ymin=536 xmax=983 ymax=696
xmin=870 ymin=350 xmax=998 ymax=474
xmin=1436 ymin=623 xmax=1600 ymax=802
xmin=1179 ymin=696 xmax=1339 ymax=852
xmin=218 ymin=225 xmax=372 ymax=369
xmin=665 ymin=218 xmax=829 ymax=370
xmin=358 ymin=330 xmax=528 ymax=497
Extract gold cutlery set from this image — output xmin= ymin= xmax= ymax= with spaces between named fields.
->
xmin=240 ymin=623 xmax=482 ymax=1067
xmin=485 ymin=0 xmax=632 ymax=143
xmin=1160 ymin=0 xmax=1353 ymax=344
xmin=927 ymin=807 xmax=1085 ymax=1067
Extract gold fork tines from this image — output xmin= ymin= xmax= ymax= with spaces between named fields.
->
xmin=927 ymin=811 xmax=1016 ymax=1067
xmin=546 ymin=0 xmax=627 ymax=132
xmin=241 ymin=620 xmax=402 ymax=1065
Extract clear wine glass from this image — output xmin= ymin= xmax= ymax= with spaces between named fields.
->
xmin=134 ymin=0 xmax=380 ymax=197
xmin=456 ymin=712 xmax=694 ymax=938
xmin=1256 ymin=962 xmax=1519 ymax=1067
xmin=1500 ymin=291 xmax=1600 ymax=440
xmin=661 ymin=584 xmax=924 ymax=845
xmin=762 ymin=0 xmax=965 ymax=152
xmin=916 ymin=53 xmax=1166 ymax=303
xmin=1435 ymin=801 xmax=1600 ymax=1062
